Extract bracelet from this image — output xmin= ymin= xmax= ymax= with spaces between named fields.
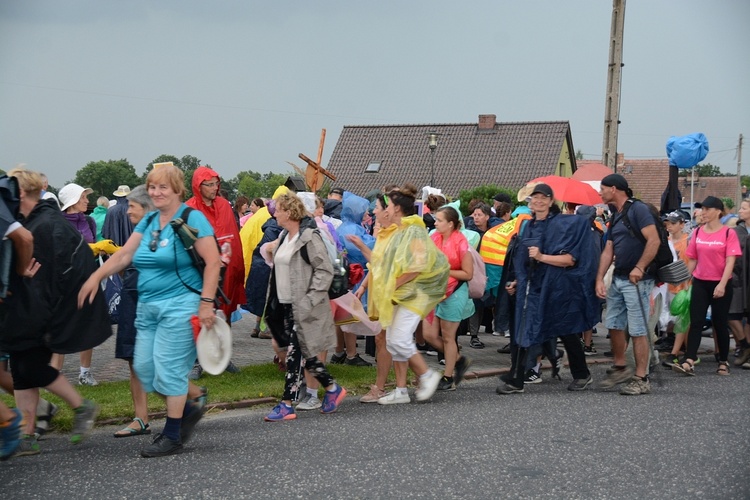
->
xmin=200 ymin=297 xmax=214 ymax=303
xmin=634 ymin=266 xmax=643 ymax=273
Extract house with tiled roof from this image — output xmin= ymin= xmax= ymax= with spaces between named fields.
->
xmin=326 ymin=114 xmax=577 ymax=198
xmin=599 ymin=154 xmax=740 ymax=210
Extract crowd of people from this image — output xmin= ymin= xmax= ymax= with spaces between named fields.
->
xmin=1 ymin=166 xmax=749 ymax=461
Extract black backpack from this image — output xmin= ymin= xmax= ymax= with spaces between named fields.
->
xmin=618 ymin=199 xmax=674 ymax=274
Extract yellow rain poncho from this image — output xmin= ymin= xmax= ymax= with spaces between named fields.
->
xmin=368 ymin=215 xmax=449 ymax=327
xmin=240 ymin=185 xmax=289 ymax=279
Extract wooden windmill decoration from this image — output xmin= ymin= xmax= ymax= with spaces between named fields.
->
xmin=287 ymin=129 xmax=336 ymax=192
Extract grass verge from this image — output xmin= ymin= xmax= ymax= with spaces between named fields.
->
xmin=0 ymin=363 xmax=386 ymax=432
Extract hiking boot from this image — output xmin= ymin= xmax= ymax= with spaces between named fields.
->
xmin=619 ymin=376 xmax=651 ymax=395
xmin=141 ymin=433 xmax=183 ymax=458
xmin=360 ymin=385 xmax=387 ymax=403
xmin=469 ymin=337 xmax=485 ymax=349
xmin=258 ymin=330 xmax=273 ymax=339
xmin=250 ymin=328 xmax=260 ymax=338
xmin=524 ymin=368 xmax=542 ymax=384
xmin=180 ymin=402 xmax=204 ymax=444
xmin=70 ymin=399 xmax=99 ymax=444
xmin=225 ymin=360 xmax=241 ymax=373
xmin=453 ymin=356 xmax=472 ymax=387
xmin=496 ymin=382 xmax=524 ymax=395
xmin=330 ymin=352 xmax=346 ymax=364
xmin=0 ymin=408 xmax=24 ymax=461
xmin=345 ymin=354 xmax=372 ymax=367
xmin=78 ymin=371 xmax=98 ymax=386
xmin=733 ymin=347 xmax=750 ymax=366
xmin=415 ymin=371 xmax=442 ymax=401
xmin=320 ymin=385 xmax=347 ymax=414
xmin=188 ymin=362 xmax=203 ymax=380
xmin=598 ymin=366 xmax=634 ymax=389
xmin=13 ymin=434 xmax=40 ymax=457
xmin=264 ymin=403 xmax=296 ymax=422
xmin=378 ymin=390 xmax=411 ymax=405
xmin=567 ymin=375 xmax=593 ymax=391
xmin=437 ymin=376 xmax=456 ymax=391
xmin=583 ymin=345 xmax=597 ymax=356
xmin=296 ymin=393 xmax=322 ymax=411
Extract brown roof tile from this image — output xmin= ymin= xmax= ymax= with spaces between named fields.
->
xmin=326 ymin=119 xmax=575 ymax=198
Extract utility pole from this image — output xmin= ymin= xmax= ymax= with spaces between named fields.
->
xmin=602 ymin=0 xmax=626 ymax=172
xmin=737 ymin=133 xmax=744 ymax=208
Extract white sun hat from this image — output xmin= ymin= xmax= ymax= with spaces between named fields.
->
xmin=196 ymin=316 xmax=233 ymax=375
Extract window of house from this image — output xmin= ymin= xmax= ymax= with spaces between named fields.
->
xmin=365 ymin=161 xmax=382 ymax=173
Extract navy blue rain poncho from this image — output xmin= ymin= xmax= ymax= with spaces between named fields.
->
xmin=513 ymin=212 xmax=601 ymax=348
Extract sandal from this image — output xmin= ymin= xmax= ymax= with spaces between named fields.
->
xmin=114 ymin=417 xmax=151 ymax=438
xmin=716 ymin=362 xmax=730 ymax=376
xmin=671 ymin=359 xmax=695 ymax=376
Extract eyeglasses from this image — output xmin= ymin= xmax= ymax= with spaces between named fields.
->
xmin=201 ymin=181 xmax=219 ymax=188
xmin=149 ymin=230 xmax=160 ymax=252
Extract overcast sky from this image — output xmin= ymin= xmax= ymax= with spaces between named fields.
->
xmin=1 ymin=0 xmax=747 ymax=190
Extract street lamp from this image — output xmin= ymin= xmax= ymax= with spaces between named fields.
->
xmin=426 ymin=131 xmax=440 ymax=187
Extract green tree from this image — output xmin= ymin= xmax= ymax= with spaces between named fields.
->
xmin=575 ymin=149 xmax=584 ymax=160
xmin=721 ymin=197 xmax=735 ymax=210
xmin=678 ymin=163 xmax=730 ymax=177
xmin=457 ymin=184 xmax=517 ymax=217
xmin=74 ymin=159 xmax=142 ymax=200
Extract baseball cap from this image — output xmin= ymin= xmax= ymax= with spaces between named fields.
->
xmin=600 ymin=174 xmax=629 ymax=191
xmin=330 ymin=187 xmax=345 ymax=196
xmin=530 ymin=183 xmax=553 ymax=198
xmin=663 ymin=211 xmax=686 ymax=223
xmin=694 ymin=196 xmax=724 ymax=211
xmin=493 ymin=193 xmax=512 ymax=204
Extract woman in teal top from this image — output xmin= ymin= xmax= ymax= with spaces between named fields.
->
xmin=79 ymin=163 xmax=221 ymax=458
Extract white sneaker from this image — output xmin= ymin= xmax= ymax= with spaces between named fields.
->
xmin=415 ymin=371 xmax=442 ymax=401
xmin=296 ymin=393 xmax=322 ymax=411
xmin=78 ymin=371 xmax=98 ymax=386
xmin=377 ymin=390 xmax=411 ymax=405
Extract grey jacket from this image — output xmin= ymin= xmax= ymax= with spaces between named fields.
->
xmin=272 ymin=221 xmax=336 ymax=357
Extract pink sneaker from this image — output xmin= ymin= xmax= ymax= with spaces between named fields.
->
xmin=359 ymin=385 xmax=386 ymax=403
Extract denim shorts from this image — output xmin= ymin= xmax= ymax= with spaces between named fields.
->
xmin=134 ymin=293 xmax=199 ymax=396
xmin=605 ymin=276 xmax=654 ymax=336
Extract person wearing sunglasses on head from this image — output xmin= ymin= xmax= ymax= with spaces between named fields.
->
xmin=79 ymin=163 xmax=220 ymax=458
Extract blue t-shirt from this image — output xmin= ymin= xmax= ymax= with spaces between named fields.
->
xmin=609 ymin=201 xmax=655 ymax=276
xmin=133 ymin=204 xmax=214 ymax=302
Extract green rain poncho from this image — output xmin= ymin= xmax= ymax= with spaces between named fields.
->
xmin=368 ymin=215 xmax=449 ymax=327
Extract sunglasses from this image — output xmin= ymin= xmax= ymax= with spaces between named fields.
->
xmin=149 ymin=230 xmax=160 ymax=252
xmin=201 ymin=181 xmax=219 ymax=188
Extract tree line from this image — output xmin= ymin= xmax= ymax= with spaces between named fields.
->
xmin=6 ymin=155 xmax=294 ymax=204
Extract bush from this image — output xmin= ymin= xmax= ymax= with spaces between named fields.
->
xmin=456 ymin=185 xmax=517 ymax=217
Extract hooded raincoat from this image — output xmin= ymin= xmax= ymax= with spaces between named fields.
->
xmin=187 ymin=167 xmax=246 ymax=317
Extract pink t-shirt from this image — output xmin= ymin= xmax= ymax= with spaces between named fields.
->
xmin=686 ymin=226 xmax=742 ymax=281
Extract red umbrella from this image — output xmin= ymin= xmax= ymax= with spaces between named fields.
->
xmin=572 ymin=162 xmax=614 ymax=182
xmin=523 ymin=175 xmax=603 ymax=206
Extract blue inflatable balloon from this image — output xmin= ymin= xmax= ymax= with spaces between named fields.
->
xmin=666 ymin=133 xmax=709 ymax=169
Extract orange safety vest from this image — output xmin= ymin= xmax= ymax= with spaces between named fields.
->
xmin=479 ymin=213 xmax=532 ymax=266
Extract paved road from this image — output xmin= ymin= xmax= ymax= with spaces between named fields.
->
xmin=3 ymin=360 xmax=749 ymax=499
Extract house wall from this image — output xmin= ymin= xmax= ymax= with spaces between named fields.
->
xmin=556 ymin=141 xmax=574 ymax=177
